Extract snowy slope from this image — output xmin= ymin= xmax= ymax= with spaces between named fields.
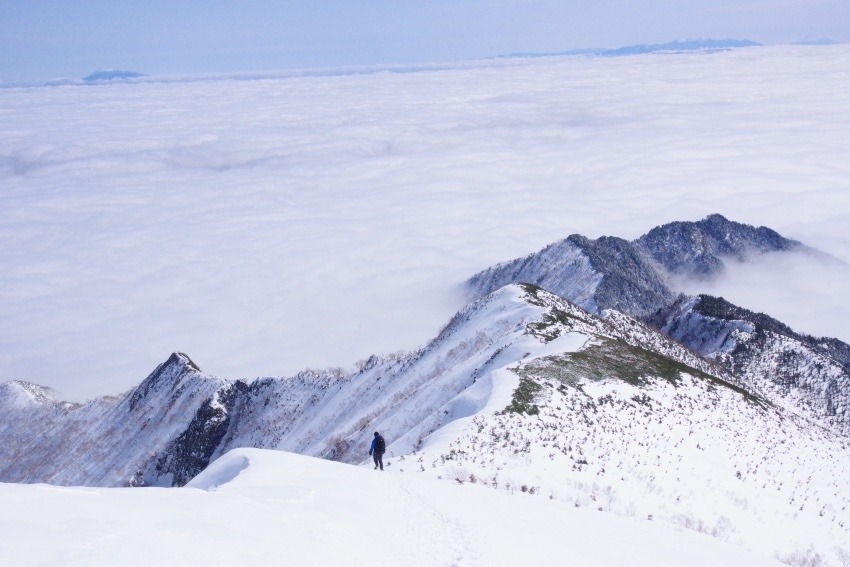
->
xmin=652 ymin=294 xmax=850 ymax=435
xmin=2 ymin=284 xmax=849 ymax=562
xmin=401 ymin=344 xmax=849 ymax=563
xmin=0 ymin=447 xmax=786 ymax=567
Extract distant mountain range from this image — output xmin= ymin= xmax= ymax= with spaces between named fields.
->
xmin=503 ymin=38 xmax=762 ymax=59
xmin=83 ymin=70 xmax=146 ymax=82
xmin=5 ymin=39 xmax=844 ymax=89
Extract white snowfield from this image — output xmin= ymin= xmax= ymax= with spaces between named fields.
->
xmin=0 ymin=448 xmax=785 ymax=567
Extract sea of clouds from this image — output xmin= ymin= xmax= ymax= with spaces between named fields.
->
xmin=2 ymin=45 xmax=849 ymax=401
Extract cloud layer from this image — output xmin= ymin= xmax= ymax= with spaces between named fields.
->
xmin=2 ymin=45 xmax=849 ymax=400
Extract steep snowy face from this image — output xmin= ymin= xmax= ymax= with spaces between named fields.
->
xmin=465 ymin=238 xmax=604 ymax=312
xmin=635 ymin=213 xmax=805 ymax=277
xmin=466 ymin=234 xmax=674 ymax=317
xmin=651 ymin=294 xmax=850 ymax=436
xmin=0 ymin=352 xmax=228 ymax=486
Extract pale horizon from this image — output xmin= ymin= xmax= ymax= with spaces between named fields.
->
xmin=2 ymin=0 xmax=848 ymax=83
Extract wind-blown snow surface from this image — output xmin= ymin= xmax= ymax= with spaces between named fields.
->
xmin=0 ymin=448 xmax=785 ymax=567
xmin=2 ymin=45 xmax=850 ymax=400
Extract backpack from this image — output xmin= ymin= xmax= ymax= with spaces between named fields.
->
xmin=375 ymin=435 xmax=386 ymax=453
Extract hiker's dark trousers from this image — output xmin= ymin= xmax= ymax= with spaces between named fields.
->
xmin=373 ymin=451 xmax=384 ymax=470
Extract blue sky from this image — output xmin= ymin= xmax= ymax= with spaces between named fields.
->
xmin=2 ymin=0 xmax=848 ymax=82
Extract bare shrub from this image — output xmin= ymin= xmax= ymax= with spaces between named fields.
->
xmin=834 ymin=546 xmax=850 ymax=567
xmin=446 ymin=465 xmax=470 ymax=484
xmin=671 ymin=514 xmax=734 ymax=540
xmin=775 ymin=546 xmax=826 ymax=567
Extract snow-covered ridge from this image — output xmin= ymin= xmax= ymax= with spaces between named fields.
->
xmin=408 ymin=353 xmax=849 ymax=564
xmin=465 ymin=213 xmax=813 ymax=315
xmin=467 ymin=214 xmax=850 ymax=437
xmin=0 ymin=283 xmax=729 ymax=488
xmin=2 ymin=281 xmax=849 ymax=562
xmin=3 ymin=207 xmax=850 ymax=563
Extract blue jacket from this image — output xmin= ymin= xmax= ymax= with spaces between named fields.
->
xmin=370 ymin=435 xmax=385 ymax=454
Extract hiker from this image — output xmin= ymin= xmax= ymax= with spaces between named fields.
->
xmin=369 ymin=431 xmax=386 ymax=470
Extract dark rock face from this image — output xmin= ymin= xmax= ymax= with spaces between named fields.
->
xmin=569 ymin=235 xmax=676 ymax=317
xmin=635 ymin=214 xmax=803 ymax=277
xmin=142 ymin=381 xmax=249 ymax=486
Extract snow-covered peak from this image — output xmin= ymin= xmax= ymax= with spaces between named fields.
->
xmin=0 ymin=380 xmax=62 ymax=409
xmin=124 ymin=351 xmax=221 ymax=411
